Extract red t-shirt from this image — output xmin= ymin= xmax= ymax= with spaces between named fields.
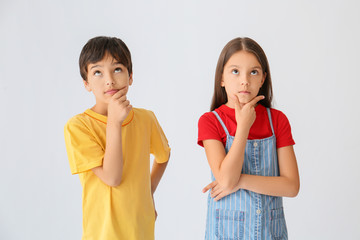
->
xmin=198 ymin=104 xmax=295 ymax=148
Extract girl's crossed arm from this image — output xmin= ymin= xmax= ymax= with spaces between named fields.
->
xmin=203 ymin=145 xmax=300 ymax=200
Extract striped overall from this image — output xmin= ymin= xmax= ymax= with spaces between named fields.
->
xmin=205 ymin=108 xmax=288 ymax=240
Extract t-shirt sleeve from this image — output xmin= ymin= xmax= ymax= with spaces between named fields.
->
xmin=198 ymin=112 xmax=223 ymax=147
xmin=275 ymin=111 xmax=295 ymax=148
xmin=64 ymin=118 xmax=104 ymax=174
xmin=150 ymin=111 xmax=171 ymax=163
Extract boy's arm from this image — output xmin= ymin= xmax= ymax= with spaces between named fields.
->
xmin=151 ymin=156 xmax=169 ymax=194
xmin=91 ymin=123 xmax=124 ymax=187
xmin=92 ymin=87 xmax=132 ymax=187
xmin=150 ymin=157 xmax=169 ymax=220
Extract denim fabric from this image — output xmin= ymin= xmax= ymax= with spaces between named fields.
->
xmin=205 ymin=108 xmax=288 ymax=240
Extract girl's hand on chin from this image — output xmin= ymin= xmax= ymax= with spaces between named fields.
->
xmin=234 ymin=95 xmax=264 ymax=131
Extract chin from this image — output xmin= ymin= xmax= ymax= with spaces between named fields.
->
xmin=238 ymin=98 xmax=251 ymax=104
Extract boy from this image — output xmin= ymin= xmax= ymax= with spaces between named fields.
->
xmin=64 ymin=36 xmax=170 ymax=240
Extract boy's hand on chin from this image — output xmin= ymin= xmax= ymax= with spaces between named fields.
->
xmin=108 ymin=86 xmax=132 ymax=124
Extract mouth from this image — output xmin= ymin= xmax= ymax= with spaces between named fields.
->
xmin=105 ymin=89 xmax=119 ymax=95
xmin=238 ymin=91 xmax=250 ymax=94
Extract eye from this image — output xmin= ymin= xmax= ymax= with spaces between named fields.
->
xmin=114 ymin=67 xmax=122 ymax=73
xmin=231 ymin=69 xmax=239 ymax=75
xmin=250 ymin=70 xmax=258 ymax=75
xmin=94 ymin=70 xmax=101 ymax=76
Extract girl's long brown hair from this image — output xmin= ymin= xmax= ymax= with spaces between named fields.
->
xmin=210 ymin=37 xmax=273 ymax=111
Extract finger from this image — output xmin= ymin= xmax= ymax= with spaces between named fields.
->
xmin=211 ymin=188 xmax=222 ymax=198
xmin=202 ymin=181 xmax=216 ymax=193
xmin=118 ymin=100 xmax=130 ymax=108
xmin=202 ymin=186 xmax=210 ymax=193
xmin=112 ymin=86 xmax=128 ymax=98
xmin=126 ymin=105 xmax=133 ymax=112
xmin=114 ymin=95 xmax=127 ymax=103
xmin=215 ymin=192 xmax=226 ymax=201
xmin=234 ymin=94 xmax=242 ymax=111
xmin=248 ymin=95 xmax=265 ymax=107
xmin=210 ymin=184 xmax=220 ymax=194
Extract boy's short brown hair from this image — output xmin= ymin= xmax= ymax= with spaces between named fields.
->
xmin=79 ymin=36 xmax=132 ymax=81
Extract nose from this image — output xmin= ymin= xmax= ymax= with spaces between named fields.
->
xmin=106 ymin=75 xmax=115 ymax=86
xmin=240 ymin=74 xmax=250 ymax=86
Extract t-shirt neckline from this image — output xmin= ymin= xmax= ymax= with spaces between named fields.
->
xmin=84 ymin=109 xmax=134 ymax=126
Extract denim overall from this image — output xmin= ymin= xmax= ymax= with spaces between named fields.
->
xmin=205 ymin=108 xmax=288 ymax=240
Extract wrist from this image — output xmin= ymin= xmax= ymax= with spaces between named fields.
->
xmin=106 ymin=120 xmax=123 ymax=129
xmin=238 ymin=174 xmax=247 ymax=190
xmin=235 ymin=125 xmax=250 ymax=137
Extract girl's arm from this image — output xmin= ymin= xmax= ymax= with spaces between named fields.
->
xmin=204 ymin=95 xmax=264 ymax=190
xmin=204 ymin=145 xmax=300 ymax=200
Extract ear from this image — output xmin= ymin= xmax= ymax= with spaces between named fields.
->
xmin=129 ymin=73 xmax=133 ymax=86
xmin=220 ymin=77 xmax=225 ymax=87
xmin=260 ymin=72 xmax=267 ymax=87
xmin=83 ymin=80 xmax=92 ymax=92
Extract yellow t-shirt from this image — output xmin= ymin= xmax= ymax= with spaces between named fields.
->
xmin=64 ymin=108 xmax=170 ymax=240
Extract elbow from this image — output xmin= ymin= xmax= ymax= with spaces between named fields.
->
xmin=92 ymin=166 xmax=123 ymax=187
xmin=224 ymin=181 xmax=238 ymax=191
xmin=216 ymin=166 xmax=241 ymax=191
xmin=107 ymin=179 xmax=121 ymax=187
xmin=218 ymin=176 xmax=240 ymax=191
xmin=287 ymin=181 xmax=300 ymax=198
xmin=105 ymin=175 xmax=122 ymax=187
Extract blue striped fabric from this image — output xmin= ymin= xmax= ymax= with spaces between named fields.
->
xmin=205 ymin=108 xmax=288 ymax=240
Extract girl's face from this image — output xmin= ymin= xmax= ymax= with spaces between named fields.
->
xmin=221 ymin=50 xmax=266 ymax=108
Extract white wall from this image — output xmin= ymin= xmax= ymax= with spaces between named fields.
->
xmin=1 ymin=0 xmax=359 ymax=239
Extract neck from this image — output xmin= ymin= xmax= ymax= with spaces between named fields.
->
xmin=91 ymin=103 xmax=108 ymax=116
xmin=225 ymin=101 xmax=246 ymax=109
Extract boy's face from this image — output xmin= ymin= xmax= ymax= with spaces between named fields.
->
xmin=84 ymin=53 xmax=133 ymax=111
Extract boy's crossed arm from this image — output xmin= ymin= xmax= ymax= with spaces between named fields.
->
xmin=92 ymin=87 xmax=132 ymax=187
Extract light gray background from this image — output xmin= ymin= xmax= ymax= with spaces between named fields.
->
xmin=1 ymin=0 xmax=359 ymax=239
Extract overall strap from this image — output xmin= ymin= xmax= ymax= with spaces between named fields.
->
xmin=266 ymin=108 xmax=275 ymax=136
xmin=212 ymin=111 xmax=230 ymax=136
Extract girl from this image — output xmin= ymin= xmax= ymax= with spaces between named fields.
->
xmin=198 ymin=37 xmax=299 ymax=240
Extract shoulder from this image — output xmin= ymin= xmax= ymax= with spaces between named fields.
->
xmin=198 ymin=111 xmax=217 ymax=126
xmin=132 ymin=108 xmax=164 ymax=130
xmin=133 ymin=107 xmax=157 ymax=121
xmin=269 ymin=107 xmax=295 ymax=146
xmin=198 ymin=110 xmax=225 ymax=147
xmin=64 ymin=112 xmax=89 ymax=131
xmin=269 ymin=108 xmax=291 ymax=125
xmin=64 ymin=110 xmax=103 ymax=137
xmin=64 ymin=112 xmax=98 ymax=147
xmin=270 ymin=107 xmax=286 ymax=117
xmin=198 ymin=110 xmax=223 ymax=135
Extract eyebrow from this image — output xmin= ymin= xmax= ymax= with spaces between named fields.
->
xmin=90 ymin=65 xmax=101 ymax=70
xmin=228 ymin=65 xmax=262 ymax=69
xmin=89 ymin=62 xmax=122 ymax=70
xmin=111 ymin=61 xmax=122 ymax=65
